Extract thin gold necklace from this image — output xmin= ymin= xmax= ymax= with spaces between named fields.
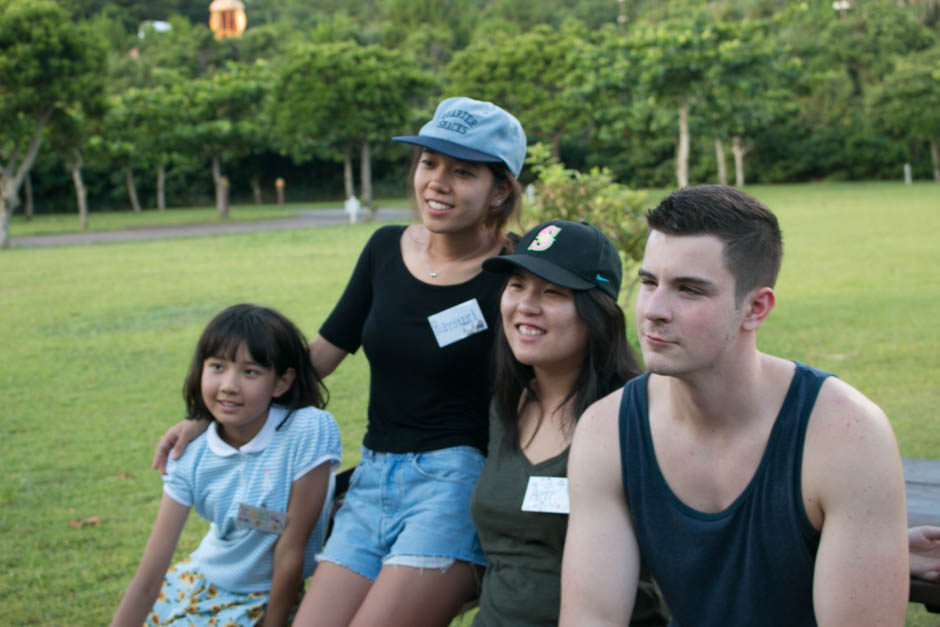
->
xmin=425 ymin=233 xmax=494 ymax=278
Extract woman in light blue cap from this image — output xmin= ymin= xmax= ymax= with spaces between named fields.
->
xmin=154 ymin=97 xmax=528 ymax=626
xmin=293 ymin=97 xmax=527 ymax=626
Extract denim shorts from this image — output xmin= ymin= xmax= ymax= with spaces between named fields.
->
xmin=318 ymin=445 xmax=487 ymax=581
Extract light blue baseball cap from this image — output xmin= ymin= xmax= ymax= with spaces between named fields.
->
xmin=393 ymin=97 xmax=527 ymax=178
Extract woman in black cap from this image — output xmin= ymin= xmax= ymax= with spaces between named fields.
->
xmin=472 ymin=220 xmax=668 ymax=626
xmin=154 ymin=97 xmax=528 ymax=627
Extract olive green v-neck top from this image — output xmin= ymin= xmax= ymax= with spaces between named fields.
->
xmin=470 ymin=402 xmax=669 ymax=626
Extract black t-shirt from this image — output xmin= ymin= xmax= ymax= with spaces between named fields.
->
xmin=319 ymin=225 xmax=506 ymax=453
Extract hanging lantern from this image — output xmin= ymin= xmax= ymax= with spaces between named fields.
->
xmin=209 ymin=0 xmax=246 ymax=40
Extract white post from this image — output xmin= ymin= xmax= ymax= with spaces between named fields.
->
xmin=344 ymin=195 xmax=361 ymax=224
xmin=904 ymin=163 xmax=912 ymax=185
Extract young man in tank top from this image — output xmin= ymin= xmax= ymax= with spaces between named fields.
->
xmin=559 ymin=185 xmax=908 ymax=626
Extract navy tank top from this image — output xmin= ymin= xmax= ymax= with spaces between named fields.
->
xmin=619 ymin=362 xmax=831 ymax=627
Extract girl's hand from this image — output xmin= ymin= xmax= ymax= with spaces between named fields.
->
xmin=910 ymin=525 xmax=940 ymax=581
xmin=151 ymin=419 xmax=210 ymax=473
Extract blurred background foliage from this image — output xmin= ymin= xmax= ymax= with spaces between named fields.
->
xmin=3 ymin=0 xmax=939 ymax=219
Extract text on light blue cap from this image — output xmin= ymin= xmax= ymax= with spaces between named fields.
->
xmin=393 ymin=97 xmax=527 ymax=177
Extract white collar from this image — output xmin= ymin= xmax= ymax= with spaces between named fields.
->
xmin=206 ymin=405 xmax=286 ymax=456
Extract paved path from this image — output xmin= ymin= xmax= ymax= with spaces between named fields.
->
xmin=9 ymin=208 xmax=413 ymax=248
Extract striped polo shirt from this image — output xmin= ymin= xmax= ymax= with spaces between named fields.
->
xmin=163 ymin=404 xmax=341 ymax=593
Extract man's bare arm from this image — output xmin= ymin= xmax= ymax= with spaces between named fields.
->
xmin=560 ymin=390 xmax=640 ymax=627
xmin=805 ymin=379 xmax=908 ymax=626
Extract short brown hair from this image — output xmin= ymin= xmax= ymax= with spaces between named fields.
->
xmin=646 ymin=185 xmax=783 ymax=303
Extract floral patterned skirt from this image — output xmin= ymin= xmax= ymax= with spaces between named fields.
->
xmin=145 ymin=558 xmax=299 ymax=626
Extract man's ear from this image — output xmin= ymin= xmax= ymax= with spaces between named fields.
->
xmin=741 ymin=287 xmax=776 ymax=331
xmin=273 ymin=367 xmax=296 ymax=397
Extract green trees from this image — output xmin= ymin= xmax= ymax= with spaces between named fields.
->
xmin=703 ymin=19 xmax=801 ymax=186
xmin=175 ymin=63 xmax=271 ymax=217
xmin=868 ymin=46 xmax=940 ymax=181
xmin=627 ymin=12 xmax=730 ymax=188
xmin=0 ymin=0 xmax=106 ymax=247
xmin=47 ymin=86 xmax=107 ymax=230
xmin=269 ymin=41 xmax=430 ymax=214
xmin=447 ymin=23 xmax=591 ymax=159
xmin=92 ymin=85 xmax=187 ymax=214
xmin=782 ymin=1 xmax=937 ymax=181
xmin=5 ymin=0 xmax=939 ymax=234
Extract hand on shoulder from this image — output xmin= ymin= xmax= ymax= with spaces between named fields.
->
xmin=910 ymin=525 xmax=940 ymax=582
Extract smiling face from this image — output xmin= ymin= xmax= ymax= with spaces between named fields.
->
xmin=413 ymin=150 xmax=508 ymax=236
xmin=500 ymin=270 xmax=589 ymax=374
xmin=635 ymin=231 xmax=746 ymax=378
xmin=200 ymin=343 xmax=293 ymax=447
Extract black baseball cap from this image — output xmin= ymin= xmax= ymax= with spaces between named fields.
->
xmin=482 ymin=220 xmax=622 ymax=300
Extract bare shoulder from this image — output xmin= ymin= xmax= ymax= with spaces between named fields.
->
xmin=575 ymin=387 xmax=624 ymax=443
xmin=803 ymin=374 xmax=903 ymax=515
xmin=570 ymin=387 xmax=625 ymax=489
xmin=806 ymin=375 xmax=894 ymax=445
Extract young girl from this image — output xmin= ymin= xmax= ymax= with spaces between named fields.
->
xmin=472 ymin=220 xmax=669 ymax=626
xmin=112 ymin=304 xmax=341 ymax=627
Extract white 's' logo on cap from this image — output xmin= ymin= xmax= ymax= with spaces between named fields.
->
xmin=528 ymin=225 xmax=561 ymax=251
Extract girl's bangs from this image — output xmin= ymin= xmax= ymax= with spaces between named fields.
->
xmin=201 ymin=320 xmax=273 ymax=368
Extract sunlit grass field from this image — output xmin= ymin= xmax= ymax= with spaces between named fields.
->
xmin=1 ymin=182 xmax=938 ymax=624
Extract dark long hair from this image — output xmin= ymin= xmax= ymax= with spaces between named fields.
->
xmin=491 ymin=288 xmax=641 ymax=449
xmin=182 ymin=304 xmax=327 ymax=424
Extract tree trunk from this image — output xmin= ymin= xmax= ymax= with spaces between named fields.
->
xmin=212 ymin=155 xmax=228 ymax=218
xmin=361 ymin=139 xmax=373 ymax=217
xmin=125 ymin=166 xmax=142 ymax=213
xmin=715 ymin=137 xmax=728 ymax=186
xmin=552 ymin=129 xmax=563 ymax=160
xmin=676 ymin=98 xmax=690 ymax=188
xmin=0 ymin=121 xmax=47 ymax=248
xmin=732 ymin=136 xmax=753 ymax=187
xmin=930 ymin=137 xmax=940 ymax=183
xmin=251 ymin=176 xmax=263 ymax=204
xmin=24 ymin=172 xmax=33 ymax=221
xmin=156 ymin=164 xmax=166 ymax=211
xmin=343 ymin=145 xmax=355 ymax=200
xmin=68 ymin=150 xmax=89 ymax=230
xmin=219 ymin=177 xmax=230 ymax=217
xmin=0 ymin=174 xmax=18 ymax=249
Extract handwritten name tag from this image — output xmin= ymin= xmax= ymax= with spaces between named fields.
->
xmin=521 ymin=476 xmax=570 ymax=514
xmin=236 ymin=503 xmax=287 ymax=534
xmin=427 ymin=298 xmax=488 ymax=348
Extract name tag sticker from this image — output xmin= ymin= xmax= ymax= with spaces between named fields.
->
xmin=236 ymin=503 xmax=287 ymax=534
xmin=521 ymin=476 xmax=570 ymax=514
xmin=427 ymin=298 xmax=488 ymax=348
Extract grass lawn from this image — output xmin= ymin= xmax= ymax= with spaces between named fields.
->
xmin=1 ymin=182 xmax=937 ymax=625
